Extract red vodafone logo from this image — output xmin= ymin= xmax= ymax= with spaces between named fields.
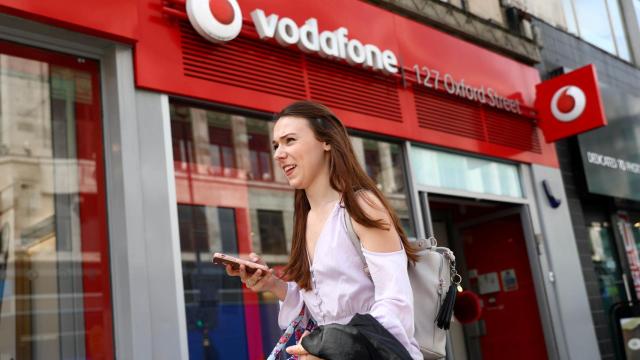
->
xmin=186 ymin=0 xmax=242 ymax=43
xmin=535 ymin=64 xmax=607 ymax=143
xmin=550 ymin=85 xmax=586 ymax=122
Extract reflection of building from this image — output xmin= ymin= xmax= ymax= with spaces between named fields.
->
xmin=3 ymin=0 xmax=637 ymax=359
xmin=0 ymin=43 xmax=110 ymax=359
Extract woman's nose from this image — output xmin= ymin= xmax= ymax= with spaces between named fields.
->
xmin=273 ymin=146 xmax=286 ymax=160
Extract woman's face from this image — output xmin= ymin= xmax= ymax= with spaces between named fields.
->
xmin=272 ymin=116 xmax=330 ymax=189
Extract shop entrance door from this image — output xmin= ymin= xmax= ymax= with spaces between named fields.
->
xmin=424 ymin=195 xmax=548 ymax=360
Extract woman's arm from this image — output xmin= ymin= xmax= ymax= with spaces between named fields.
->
xmin=278 ymin=281 xmax=310 ymax=329
xmin=352 ymin=191 xmax=420 ymax=357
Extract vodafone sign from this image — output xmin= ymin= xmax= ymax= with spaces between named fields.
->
xmin=535 ymin=64 xmax=607 ymax=143
xmin=550 ymin=86 xmax=586 ymax=122
xmin=186 ymin=0 xmax=242 ymax=43
xmin=186 ymin=0 xmax=398 ymax=74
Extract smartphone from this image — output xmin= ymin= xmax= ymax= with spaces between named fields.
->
xmin=212 ymin=253 xmax=269 ymax=274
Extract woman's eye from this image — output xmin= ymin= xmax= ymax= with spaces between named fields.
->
xmin=286 ymin=138 xmax=295 ymax=143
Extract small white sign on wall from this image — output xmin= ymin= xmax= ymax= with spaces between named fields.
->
xmin=478 ymin=272 xmax=501 ymax=295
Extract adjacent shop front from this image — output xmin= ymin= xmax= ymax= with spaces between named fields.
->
xmin=534 ymin=18 xmax=640 ymax=360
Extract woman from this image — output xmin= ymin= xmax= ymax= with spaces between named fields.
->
xmin=226 ymin=101 xmax=422 ymax=359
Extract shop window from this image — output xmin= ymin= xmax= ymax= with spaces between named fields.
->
xmin=588 ymin=221 xmax=625 ymax=314
xmin=0 ymin=41 xmax=112 ymax=359
xmin=178 ymin=205 xmax=249 ymax=359
xmin=410 ymin=146 xmax=523 ymax=199
xmin=257 ymin=210 xmax=287 ymax=255
xmin=171 ymin=103 xmax=293 ymax=359
xmin=562 ymin=0 xmax=631 ymax=61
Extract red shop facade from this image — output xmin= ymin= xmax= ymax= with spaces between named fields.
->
xmin=0 ymin=0 xmax=599 ymax=359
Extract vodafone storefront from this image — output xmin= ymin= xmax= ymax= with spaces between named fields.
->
xmin=0 ymin=0 xmax=599 ymax=359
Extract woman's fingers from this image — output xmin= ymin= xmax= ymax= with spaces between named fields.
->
xmin=249 ymin=269 xmax=263 ymax=285
xmin=286 ymin=344 xmax=309 ymax=356
xmin=223 ymin=256 xmax=273 ymax=292
xmin=249 ymin=252 xmax=267 ymax=266
xmin=238 ymin=264 xmax=247 ymax=280
xmin=225 ymin=264 xmax=240 ymax=276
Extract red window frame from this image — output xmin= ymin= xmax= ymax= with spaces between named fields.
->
xmin=0 ymin=39 xmax=113 ymax=359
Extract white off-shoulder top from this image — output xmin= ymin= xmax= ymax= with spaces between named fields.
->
xmin=278 ymin=202 xmax=423 ymax=360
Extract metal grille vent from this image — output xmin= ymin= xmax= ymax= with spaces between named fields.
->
xmin=306 ymin=57 xmax=403 ymax=122
xmin=485 ymin=108 xmax=542 ymax=153
xmin=414 ymin=86 xmax=541 ymax=153
xmin=179 ymin=22 xmax=307 ymax=99
xmin=414 ymin=86 xmax=484 ymax=140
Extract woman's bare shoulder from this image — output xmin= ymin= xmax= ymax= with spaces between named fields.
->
xmin=352 ymin=190 xmax=401 ymax=252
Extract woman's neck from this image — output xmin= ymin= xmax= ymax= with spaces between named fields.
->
xmin=305 ymin=171 xmax=340 ymax=211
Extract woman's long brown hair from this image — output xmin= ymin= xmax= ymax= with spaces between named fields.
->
xmin=276 ymin=100 xmax=418 ymax=290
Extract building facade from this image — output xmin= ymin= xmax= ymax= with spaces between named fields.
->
xmin=0 ymin=0 xmax=615 ymax=359
xmin=532 ymin=1 xmax=640 ymax=359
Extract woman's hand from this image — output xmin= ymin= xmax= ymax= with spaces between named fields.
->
xmin=286 ymin=331 xmax=323 ymax=360
xmin=225 ymin=253 xmax=285 ymax=297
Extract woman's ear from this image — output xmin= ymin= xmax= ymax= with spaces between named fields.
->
xmin=323 ymin=142 xmax=331 ymax=151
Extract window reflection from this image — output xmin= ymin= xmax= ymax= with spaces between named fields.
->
xmin=635 ymin=1 xmax=640 ymax=36
xmin=606 ymin=0 xmax=631 ymax=61
xmin=170 ymin=102 xmax=416 ymax=358
xmin=0 ymin=45 xmax=112 ymax=359
xmin=588 ymin=221 xmax=625 ymax=332
xmin=565 ymin=0 xmax=631 ymax=60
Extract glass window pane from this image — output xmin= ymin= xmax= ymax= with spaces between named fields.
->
xmin=574 ymin=0 xmax=616 ymax=54
xmin=635 ymin=0 xmax=640 ymax=33
xmin=0 ymin=43 xmax=112 ymax=359
xmin=257 ymin=210 xmax=287 ymax=255
xmin=562 ymin=0 xmax=579 ymax=34
xmin=171 ymin=103 xmax=293 ymax=358
xmin=588 ymin=221 xmax=625 ymax=332
xmin=411 ymin=146 xmax=523 ymax=198
xmin=606 ymin=0 xmax=632 ymax=61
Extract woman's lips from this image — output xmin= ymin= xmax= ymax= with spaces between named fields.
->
xmin=284 ymin=164 xmax=296 ymax=177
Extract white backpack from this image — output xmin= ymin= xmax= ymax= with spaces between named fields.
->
xmin=344 ymin=211 xmax=459 ymax=359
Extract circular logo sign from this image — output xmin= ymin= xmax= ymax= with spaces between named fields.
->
xmin=550 ymin=85 xmax=586 ymax=122
xmin=186 ymin=0 xmax=242 ymax=43
xmin=628 ymin=338 xmax=640 ymax=351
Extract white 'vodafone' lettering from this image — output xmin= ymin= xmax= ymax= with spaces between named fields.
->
xmin=250 ymin=9 xmax=399 ymax=74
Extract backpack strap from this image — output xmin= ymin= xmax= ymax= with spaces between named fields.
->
xmin=342 ymin=207 xmax=371 ymax=279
